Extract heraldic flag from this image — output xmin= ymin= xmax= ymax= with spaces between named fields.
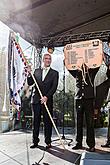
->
xmin=9 ymin=34 xmax=28 ymax=118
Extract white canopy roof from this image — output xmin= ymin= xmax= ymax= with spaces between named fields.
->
xmin=0 ymin=0 xmax=110 ymax=45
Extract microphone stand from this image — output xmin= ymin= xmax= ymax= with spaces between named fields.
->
xmin=52 ymin=61 xmax=73 ymax=146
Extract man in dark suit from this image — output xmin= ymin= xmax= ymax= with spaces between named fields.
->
xmin=97 ymin=40 xmax=110 ymax=147
xmin=69 ymin=65 xmax=99 ymax=152
xmin=27 ymin=54 xmax=59 ymax=149
xmin=95 ymin=70 xmax=110 ymax=148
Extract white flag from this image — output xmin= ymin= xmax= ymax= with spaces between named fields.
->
xmin=10 ymin=40 xmax=27 ymax=111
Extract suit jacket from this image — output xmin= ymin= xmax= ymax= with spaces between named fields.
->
xmin=69 ymin=67 xmax=99 ymax=99
xmin=95 ymin=69 xmax=110 ymax=109
xmin=27 ymin=68 xmax=59 ymax=104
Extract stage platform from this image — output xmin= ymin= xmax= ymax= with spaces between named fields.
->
xmin=0 ymin=127 xmax=109 ymax=165
xmin=80 ymin=152 xmax=110 ymax=165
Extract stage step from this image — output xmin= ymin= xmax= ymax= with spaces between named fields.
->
xmin=80 ymin=152 xmax=110 ymax=165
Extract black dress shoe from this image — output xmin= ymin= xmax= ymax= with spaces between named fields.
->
xmin=46 ymin=144 xmax=52 ymax=149
xmin=30 ymin=144 xmax=38 ymax=149
xmin=72 ymin=144 xmax=82 ymax=150
xmin=87 ymin=147 xmax=95 ymax=152
xmin=101 ymin=142 xmax=110 ymax=147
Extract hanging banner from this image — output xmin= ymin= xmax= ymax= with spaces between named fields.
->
xmin=64 ymin=39 xmax=103 ymax=70
xmin=0 ymin=22 xmax=10 ymax=113
xmin=9 ymin=35 xmax=28 ymax=111
xmin=103 ymin=42 xmax=110 ymax=66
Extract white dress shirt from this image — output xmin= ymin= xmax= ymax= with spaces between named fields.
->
xmin=42 ymin=67 xmax=50 ymax=81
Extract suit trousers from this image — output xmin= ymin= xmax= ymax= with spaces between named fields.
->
xmin=32 ymin=102 xmax=53 ymax=145
xmin=76 ymin=98 xmax=95 ymax=148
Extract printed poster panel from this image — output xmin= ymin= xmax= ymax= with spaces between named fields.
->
xmin=64 ymin=39 xmax=103 ymax=70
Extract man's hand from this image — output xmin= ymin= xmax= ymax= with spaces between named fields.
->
xmin=40 ymin=96 xmax=48 ymax=104
xmin=25 ymin=65 xmax=32 ymax=74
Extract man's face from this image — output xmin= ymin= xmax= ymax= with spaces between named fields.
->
xmin=43 ymin=54 xmax=52 ymax=67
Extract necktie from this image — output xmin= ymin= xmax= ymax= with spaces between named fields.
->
xmin=42 ymin=68 xmax=48 ymax=81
